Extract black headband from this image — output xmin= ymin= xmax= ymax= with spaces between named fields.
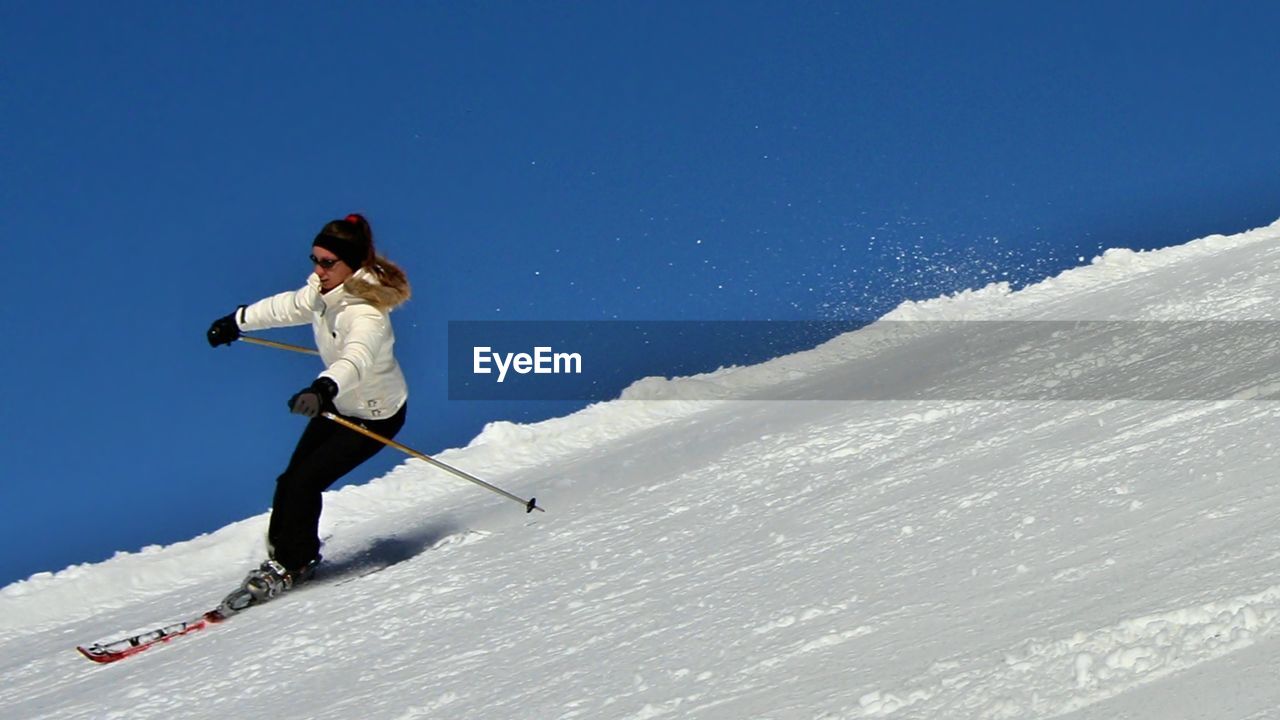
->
xmin=312 ymin=232 xmax=367 ymax=271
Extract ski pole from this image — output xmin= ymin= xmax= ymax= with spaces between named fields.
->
xmin=237 ymin=334 xmax=538 ymax=511
xmin=322 ymin=412 xmax=544 ymax=514
xmin=240 ymin=335 xmax=321 ymax=356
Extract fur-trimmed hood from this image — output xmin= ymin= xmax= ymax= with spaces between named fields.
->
xmin=342 ymin=261 xmax=411 ymax=312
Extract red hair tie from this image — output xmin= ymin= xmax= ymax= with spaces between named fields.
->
xmin=345 ymin=213 xmax=362 ymax=225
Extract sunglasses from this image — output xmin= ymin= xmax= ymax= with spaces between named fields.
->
xmin=310 ymin=254 xmax=343 ymax=269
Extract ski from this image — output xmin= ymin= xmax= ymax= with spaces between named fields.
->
xmin=76 ymin=580 xmax=265 ymax=664
xmin=76 ymin=608 xmax=229 ymax=664
xmin=74 ymin=563 xmax=376 ymax=663
xmin=75 ymin=538 xmax=454 ymax=663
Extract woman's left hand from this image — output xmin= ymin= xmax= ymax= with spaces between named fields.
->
xmin=288 ymin=377 xmax=338 ymax=418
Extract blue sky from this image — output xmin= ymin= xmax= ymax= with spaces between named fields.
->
xmin=3 ymin=2 xmax=1279 ymax=587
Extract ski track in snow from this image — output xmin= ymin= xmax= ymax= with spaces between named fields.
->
xmin=851 ymin=584 xmax=1280 ymax=718
xmin=4 ymin=221 xmax=1280 ymax=718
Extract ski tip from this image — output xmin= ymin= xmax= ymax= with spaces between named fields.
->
xmin=76 ymin=646 xmax=115 ymax=664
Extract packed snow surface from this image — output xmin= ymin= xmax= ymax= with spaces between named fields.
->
xmin=6 ymin=221 xmax=1280 ymax=719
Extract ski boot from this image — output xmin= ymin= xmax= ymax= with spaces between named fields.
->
xmin=217 ymin=557 xmax=320 ymax=616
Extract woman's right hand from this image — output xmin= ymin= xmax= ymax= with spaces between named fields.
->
xmin=206 ymin=312 xmax=242 ymax=347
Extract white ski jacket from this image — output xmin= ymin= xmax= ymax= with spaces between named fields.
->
xmin=236 ymin=269 xmax=409 ymax=420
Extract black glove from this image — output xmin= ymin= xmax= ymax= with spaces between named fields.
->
xmin=289 ymin=377 xmax=339 ymax=418
xmin=206 ymin=309 xmax=243 ymax=347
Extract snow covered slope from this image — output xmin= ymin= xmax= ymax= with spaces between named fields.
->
xmin=5 ymin=221 xmax=1280 ymax=719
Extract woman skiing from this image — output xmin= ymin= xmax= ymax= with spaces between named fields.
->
xmin=206 ymin=213 xmax=411 ymax=607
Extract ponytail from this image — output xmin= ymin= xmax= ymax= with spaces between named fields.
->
xmin=368 ymin=252 xmax=409 ymax=294
xmin=317 ymin=213 xmax=411 ymax=308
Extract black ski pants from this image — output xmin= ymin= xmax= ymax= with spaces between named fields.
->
xmin=267 ymin=404 xmax=407 ymax=570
